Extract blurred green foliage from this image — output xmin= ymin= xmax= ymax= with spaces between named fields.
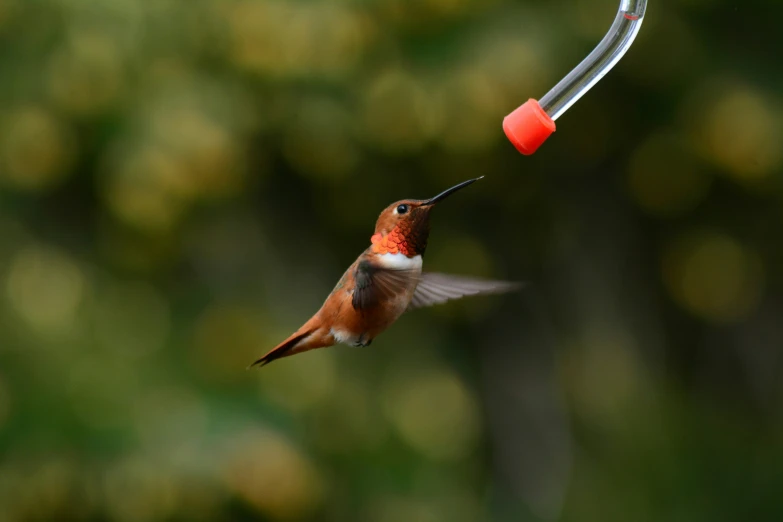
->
xmin=1 ymin=0 xmax=783 ymax=521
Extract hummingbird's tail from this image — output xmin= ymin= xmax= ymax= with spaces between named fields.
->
xmin=249 ymin=318 xmax=333 ymax=368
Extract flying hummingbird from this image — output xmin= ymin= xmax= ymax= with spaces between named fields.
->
xmin=251 ymin=177 xmax=520 ymax=367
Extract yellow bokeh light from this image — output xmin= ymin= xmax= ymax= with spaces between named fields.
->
xmin=367 ymin=491 xmax=483 ymax=522
xmin=564 ymin=323 xmax=647 ymax=426
xmin=435 ymin=68 xmax=502 ymax=152
xmin=383 ymin=0 xmax=480 ymax=26
xmin=102 ymin=94 xmax=247 ymax=234
xmin=149 ymin=108 xmax=244 ymax=200
xmin=383 ymin=367 xmax=481 ymax=461
xmin=220 ymin=427 xmax=323 ymax=519
xmin=360 ymin=69 xmax=444 ymax=154
xmin=663 ymin=231 xmax=764 ymax=322
xmin=695 ymin=85 xmax=782 ymax=182
xmin=426 ymin=0 xmax=472 ymax=17
xmin=226 ymin=1 xmax=369 ymax=79
xmin=468 ymin=28 xmax=550 ymax=108
xmin=0 ymin=107 xmax=75 ymax=192
xmin=6 ymin=244 xmax=85 ymax=334
xmin=1 ymin=456 xmax=94 ymax=521
xmin=47 ymin=32 xmax=124 ymax=116
xmin=0 ymin=0 xmax=15 ymax=27
xmin=365 ymin=495 xmax=441 ymax=522
xmin=28 ymin=458 xmax=87 ymax=520
xmin=103 ymin=455 xmax=178 ymax=522
xmin=103 ymin=146 xmax=188 ymax=234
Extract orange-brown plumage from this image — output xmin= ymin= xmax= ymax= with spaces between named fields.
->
xmin=251 ymin=177 xmax=520 ymax=368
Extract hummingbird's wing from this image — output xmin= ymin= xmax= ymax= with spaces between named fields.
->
xmin=407 ymin=272 xmax=521 ymax=310
xmin=352 ymin=259 xmax=419 ymax=310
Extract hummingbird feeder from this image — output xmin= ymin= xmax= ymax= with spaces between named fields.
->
xmin=503 ymin=0 xmax=648 ymax=155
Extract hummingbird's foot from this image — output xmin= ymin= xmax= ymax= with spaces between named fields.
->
xmin=351 ymin=333 xmax=373 ymax=347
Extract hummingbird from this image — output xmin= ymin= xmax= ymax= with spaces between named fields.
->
xmin=251 ymin=177 xmax=520 ymax=368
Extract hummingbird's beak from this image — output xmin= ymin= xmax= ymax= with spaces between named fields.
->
xmin=421 ymin=176 xmax=484 ymax=206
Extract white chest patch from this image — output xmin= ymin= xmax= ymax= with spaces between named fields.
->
xmin=376 ymin=253 xmax=423 ymax=270
xmin=331 ymin=328 xmax=358 ymax=345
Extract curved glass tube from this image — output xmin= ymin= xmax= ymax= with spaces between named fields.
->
xmin=539 ymin=0 xmax=647 ymax=121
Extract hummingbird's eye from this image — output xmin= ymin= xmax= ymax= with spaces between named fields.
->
xmin=396 ymin=204 xmax=409 ymax=215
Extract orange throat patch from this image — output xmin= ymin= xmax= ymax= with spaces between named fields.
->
xmin=371 ymin=228 xmax=414 ymax=256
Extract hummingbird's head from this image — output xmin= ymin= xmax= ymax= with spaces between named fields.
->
xmin=371 ymin=177 xmax=483 ymax=257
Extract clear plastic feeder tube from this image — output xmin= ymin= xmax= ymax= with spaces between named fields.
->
xmin=540 ymin=0 xmax=647 ymax=121
xmin=503 ymin=0 xmax=648 ymax=155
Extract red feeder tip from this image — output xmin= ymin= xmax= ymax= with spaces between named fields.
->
xmin=503 ymin=99 xmax=556 ymax=155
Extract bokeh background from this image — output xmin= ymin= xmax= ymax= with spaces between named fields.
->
xmin=1 ymin=0 xmax=783 ymax=520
